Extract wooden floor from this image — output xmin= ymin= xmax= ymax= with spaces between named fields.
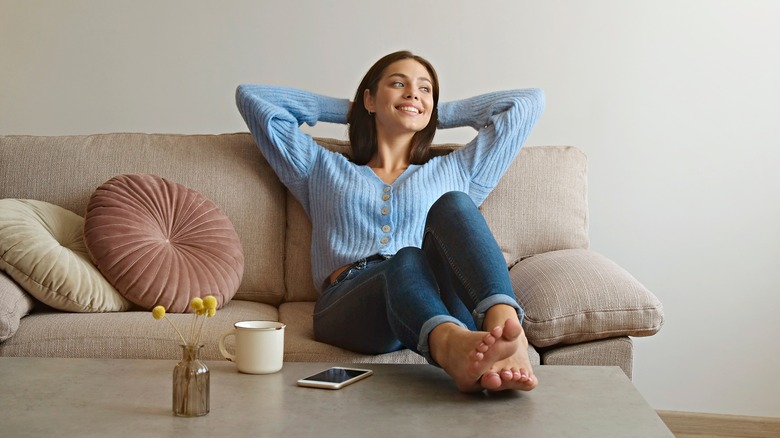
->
xmin=657 ymin=410 xmax=780 ymax=438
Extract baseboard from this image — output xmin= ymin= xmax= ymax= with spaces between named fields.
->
xmin=657 ymin=410 xmax=780 ymax=438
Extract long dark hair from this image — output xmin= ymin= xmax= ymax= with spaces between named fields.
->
xmin=348 ymin=50 xmax=440 ymax=165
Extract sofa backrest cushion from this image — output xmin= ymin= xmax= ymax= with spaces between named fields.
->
xmin=0 ymin=134 xmax=286 ymax=305
xmin=284 ymin=139 xmax=589 ymax=302
xmin=480 ymin=145 xmax=589 ymax=265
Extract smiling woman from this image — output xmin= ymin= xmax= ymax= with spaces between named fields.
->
xmin=235 ymin=50 xmax=544 ymax=393
xmin=363 ymin=61 xmax=435 ymax=175
xmin=349 ymin=51 xmax=440 ymax=167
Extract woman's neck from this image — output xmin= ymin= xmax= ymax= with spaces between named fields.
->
xmin=368 ymin=132 xmax=413 ymax=185
xmin=370 ymin=130 xmax=412 ymax=170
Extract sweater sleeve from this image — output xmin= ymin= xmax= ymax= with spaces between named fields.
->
xmin=235 ymin=85 xmax=350 ymax=195
xmin=438 ymin=88 xmax=545 ymax=205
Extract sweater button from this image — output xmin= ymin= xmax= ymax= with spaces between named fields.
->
xmin=380 ymin=237 xmax=389 ymax=244
xmin=383 ymin=186 xmax=391 ymax=193
xmin=381 ymin=225 xmax=391 ymax=233
xmin=381 ymin=207 xmax=389 ymax=215
xmin=381 ymin=194 xmax=390 ymax=201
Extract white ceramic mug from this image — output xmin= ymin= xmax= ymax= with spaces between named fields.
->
xmin=218 ymin=321 xmax=285 ymax=374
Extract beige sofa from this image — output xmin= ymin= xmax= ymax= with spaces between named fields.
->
xmin=0 ymin=133 xmax=663 ymax=378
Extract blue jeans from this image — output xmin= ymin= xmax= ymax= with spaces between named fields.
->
xmin=313 ymin=191 xmax=524 ymax=365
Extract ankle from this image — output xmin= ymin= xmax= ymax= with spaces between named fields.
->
xmin=483 ymin=304 xmax=520 ymax=331
xmin=429 ymin=322 xmax=459 ymax=365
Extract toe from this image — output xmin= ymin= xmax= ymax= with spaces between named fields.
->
xmin=500 ymin=369 xmax=513 ymax=381
xmin=480 ymin=372 xmax=502 ymax=390
xmin=489 ymin=325 xmax=503 ymax=340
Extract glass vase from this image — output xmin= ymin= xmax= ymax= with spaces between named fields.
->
xmin=172 ymin=344 xmax=210 ymax=417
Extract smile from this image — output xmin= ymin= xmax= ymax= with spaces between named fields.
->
xmin=397 ymin=105 xmax=422 ymax=114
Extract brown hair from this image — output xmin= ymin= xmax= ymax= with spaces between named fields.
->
xmin=348 ymin=50 xmax=440 ymax=165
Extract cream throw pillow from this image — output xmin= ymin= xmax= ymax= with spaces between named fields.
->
xmin=0 ymin=199 xmax=131 ymax=312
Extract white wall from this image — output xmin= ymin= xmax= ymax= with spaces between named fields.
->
xmin=2 ymin=0 xmax=778 ymax=417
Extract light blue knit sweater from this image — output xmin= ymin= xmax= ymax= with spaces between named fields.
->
xmin=236 ymin=85 xmax=544 ymax=291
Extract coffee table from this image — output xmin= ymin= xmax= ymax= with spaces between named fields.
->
xmin=0 ymin=357 xmax=672 ymax=437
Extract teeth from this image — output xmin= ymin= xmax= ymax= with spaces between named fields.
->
xmin=398 ymin=106 xmax=420 ymax=114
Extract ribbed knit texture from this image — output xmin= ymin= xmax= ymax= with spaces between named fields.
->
xmin=236 ymin=85 xmax=545 ymax=290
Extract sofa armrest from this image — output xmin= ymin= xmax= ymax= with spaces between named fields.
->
xmin=510 ymin=249 xmax=664 ymax=348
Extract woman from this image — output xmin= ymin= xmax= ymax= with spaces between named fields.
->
xmin=236 ymin=50 xmax=544 ymax=392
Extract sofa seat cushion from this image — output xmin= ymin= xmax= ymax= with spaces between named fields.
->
xmin=279 ymin=302 xmax=426 ymax=364
xmin=511 ymin=249 xmax=664 ymax=347
xmin=541 ymin=337 xmax=634 ymax=379
xmin=84 ymin=174 xmax=244 ymax=312
xmin=0 ymin=299 xmax=277 ymax=360
xmin=0 ymin=272 xmax=36 ymax=342
xmin=278 ymin=302 xmax=541 ymax=366
xmin=0 ymin=199 xmax=132 ymax=312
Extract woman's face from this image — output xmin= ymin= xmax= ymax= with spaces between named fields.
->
xmin=364 ymin=58 xmax=435 ymax=139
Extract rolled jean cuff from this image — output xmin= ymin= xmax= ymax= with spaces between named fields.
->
xmin=418 ymin=315 xmax=467 ymax=366
xmin=473 ymin=295 xmax=525 ymax=331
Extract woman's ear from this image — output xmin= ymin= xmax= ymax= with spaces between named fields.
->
xmin=363 ymin=88 xmax=375 ymax=113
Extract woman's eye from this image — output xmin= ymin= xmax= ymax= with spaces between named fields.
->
xmin=420 ymin=86 xmax=430 ymax=93
xmin=392 ymin=81 xmax=404 ymax=88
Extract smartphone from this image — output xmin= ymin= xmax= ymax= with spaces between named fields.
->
xmin=296 ymin=367 xmax=373 ymax=390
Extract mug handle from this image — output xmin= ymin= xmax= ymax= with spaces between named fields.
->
xmin=219 ymin=328 xmax=237 ymax=362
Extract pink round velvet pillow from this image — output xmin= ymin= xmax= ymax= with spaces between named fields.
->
xmin=84 ymin=174 xmax=244 ymax=312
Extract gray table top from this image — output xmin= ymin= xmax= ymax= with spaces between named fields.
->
xmin=0 ymin=357 xmax=672 ymax=437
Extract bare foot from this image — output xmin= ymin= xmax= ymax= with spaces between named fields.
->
xmin=429 ymin=322 xmax=519 ymax=393
xmin=479 ymin=307 xmax=538 ymax=392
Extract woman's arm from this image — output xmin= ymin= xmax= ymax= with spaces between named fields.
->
xmin=235 ymin=85 xmax=350 ymax=188
xmin=437 ymin=88 xmax=544 ymax=132
xmin=438 ymin=88 xmax=545 ymax=204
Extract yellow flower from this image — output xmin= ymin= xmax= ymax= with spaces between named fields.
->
xmin=152 ymin=305 xmax=187 ymax=345
xmin=203 ymin=295 xmax=218 ymax=311
xmin=207 ymin=308 xmax=216 ymax=317
xmin=152 ymin=306 xmax=166 ymax=320
xmin=190 ymin=297 xmax=204 ymax=312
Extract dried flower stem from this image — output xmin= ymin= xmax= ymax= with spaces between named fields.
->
xmin=189 ymin=314 xmax=197 ymax=345
xmin=193 ymin=315 xmax=207 ymax=347
xmin=163 ymin=316 xmax=188 ymax=346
